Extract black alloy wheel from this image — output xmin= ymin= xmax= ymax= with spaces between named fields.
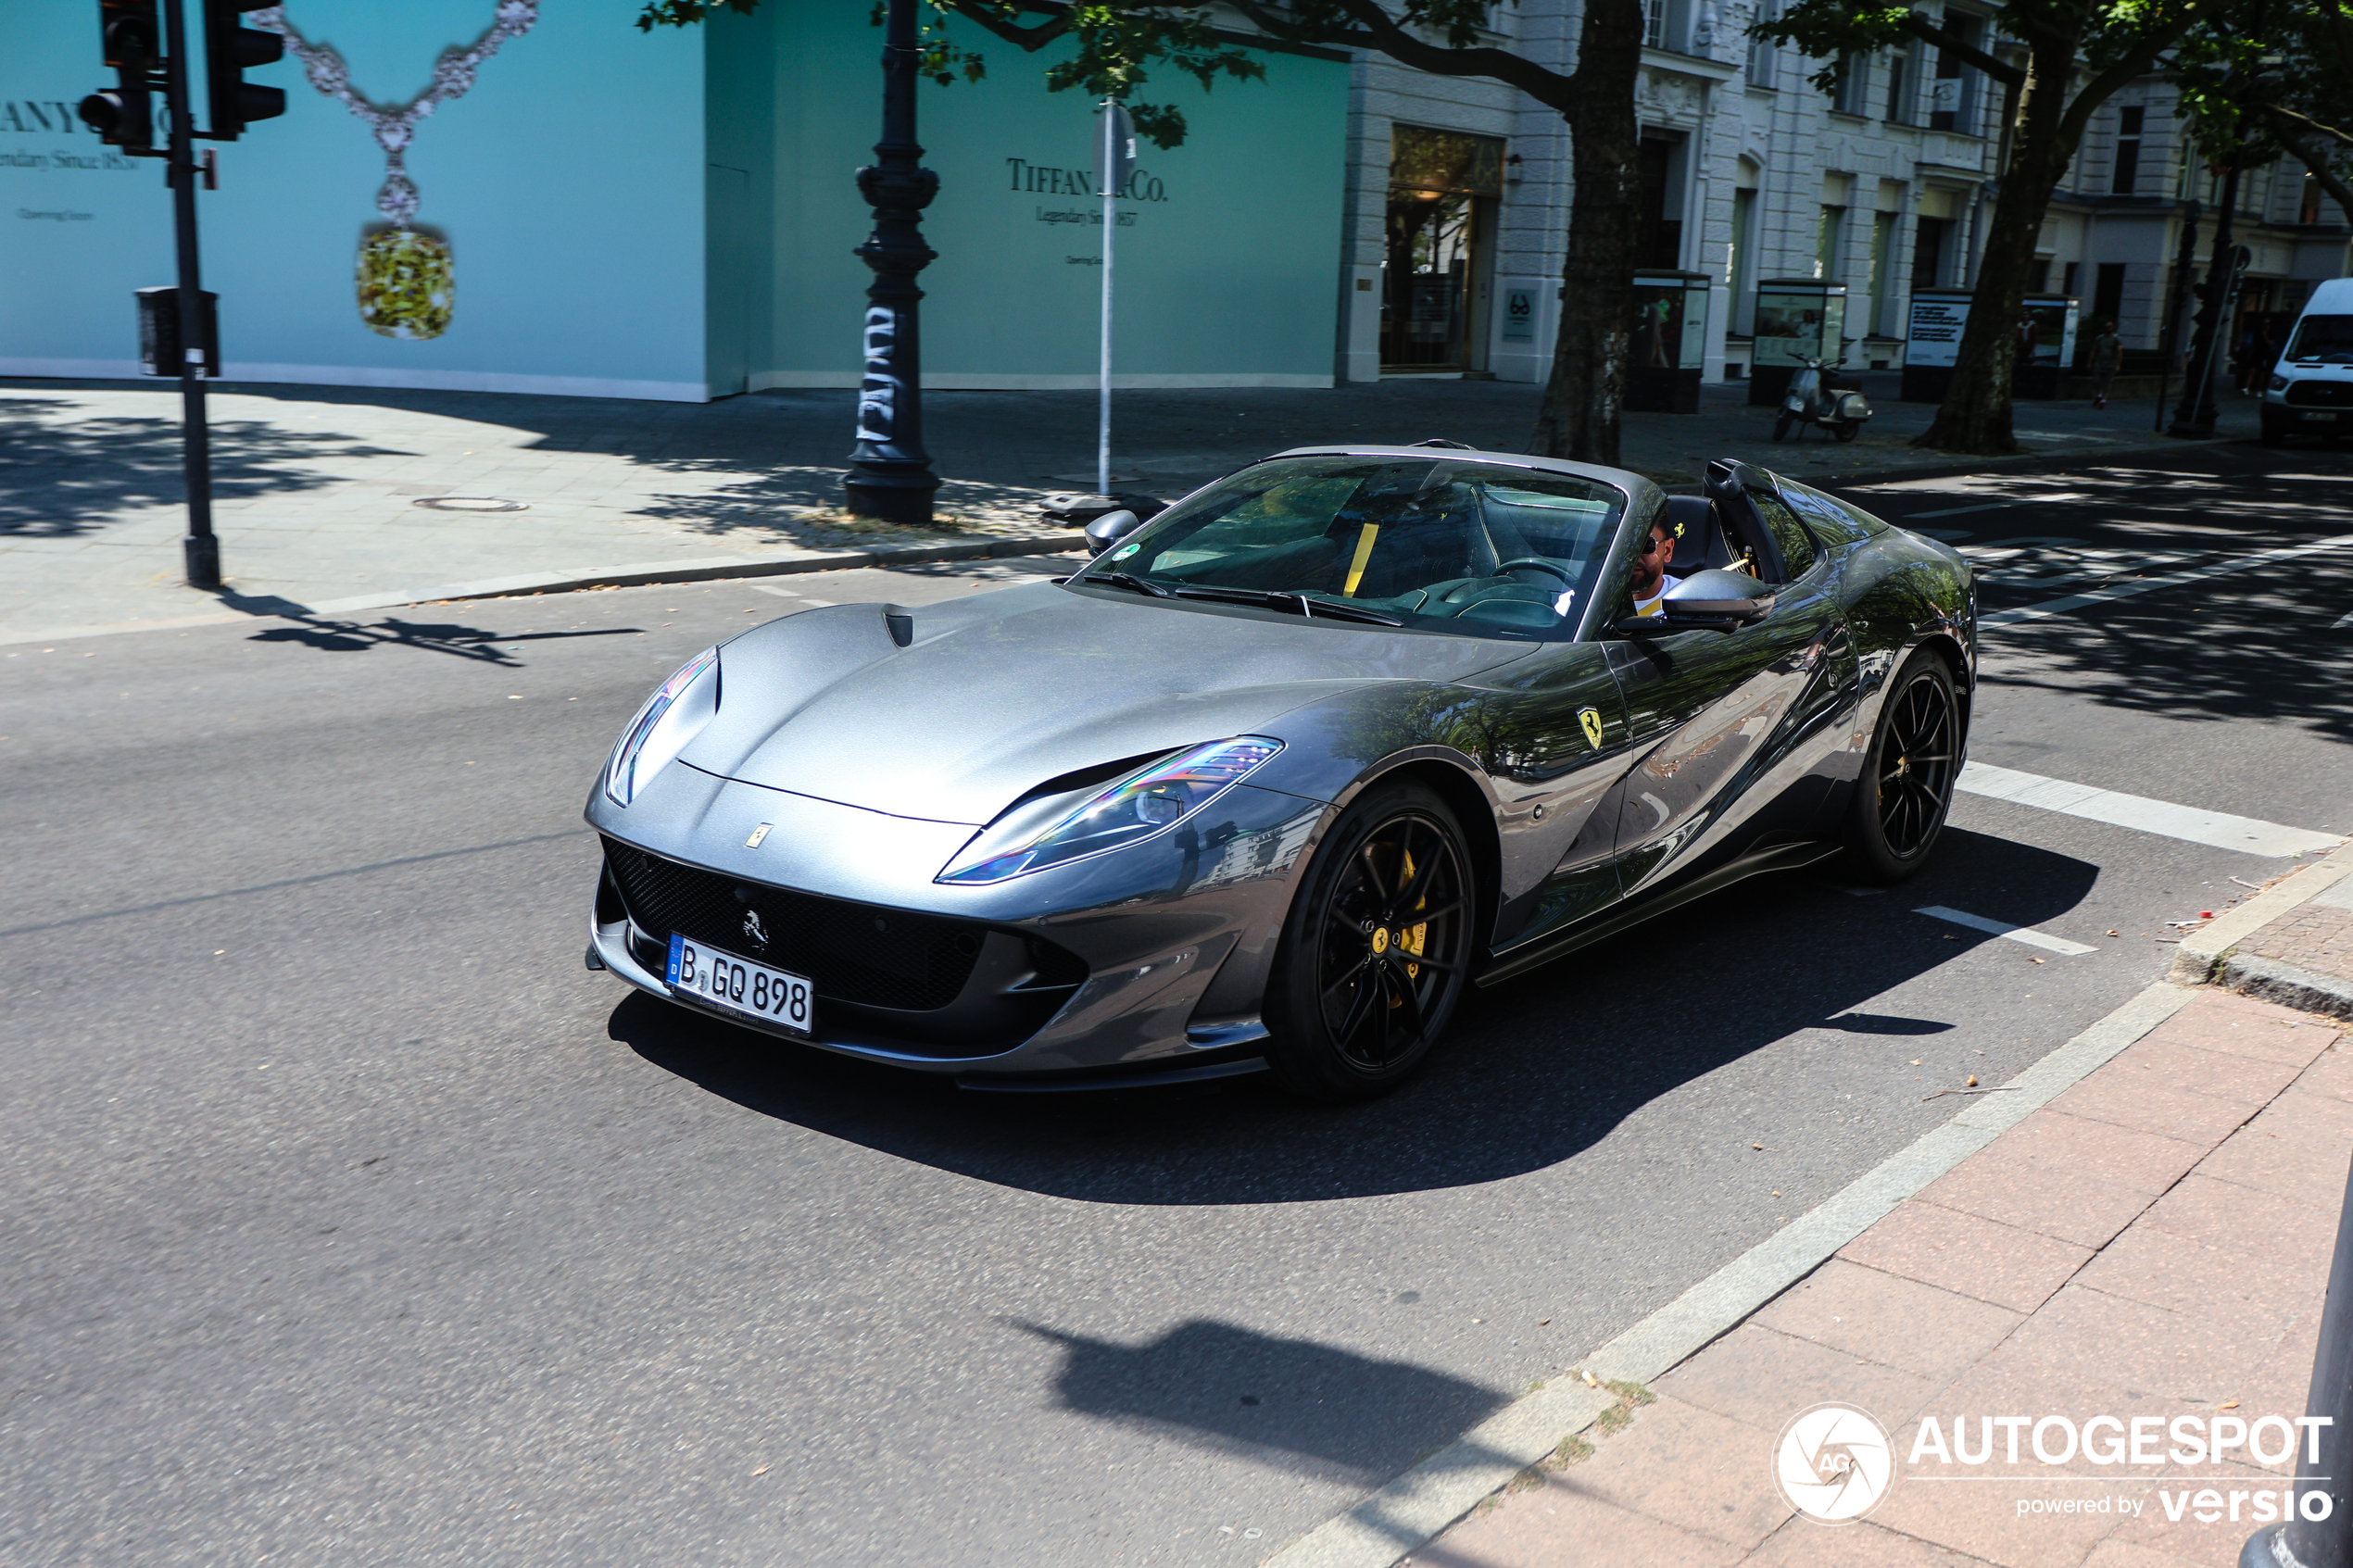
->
xmin=1265 ymin=783 xmax=1475 ymax=1101
xmin=1843 ymin=647 xmax=1963 ymax=883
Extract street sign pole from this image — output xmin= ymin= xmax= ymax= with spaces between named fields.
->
xmin=164 ymin=0 xmax=220 ymax=589
xmin=1095 ymin=101 xmax=1133 ymax=498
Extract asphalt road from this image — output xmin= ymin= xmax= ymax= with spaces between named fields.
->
xmin=4 ymin=437 xmax=2349 ymax=1568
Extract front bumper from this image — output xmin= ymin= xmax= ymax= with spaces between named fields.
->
xmin=585 ymin=762 xmax=1327 ymax=1076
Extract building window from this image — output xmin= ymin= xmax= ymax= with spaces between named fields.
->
xmin=1748 ymin=0 xmax=1779 ymax=87
xmin=1638 ymin=134 xmax=1688 ymax=268
xmin=1870 ymin=210 xmax=1900 ymax=334
xmin=1930 ymin=13 xmax=1982 ymax=135
xmin=1381 ymin=126 xmax=1505 ymax=371
xmin=1817 ymin=205 xmax=1846 ymax=282
xmin=1730 ymin=186 xmax=1759 ymax=332
xmin=2304 ymin=174 xmax=2325 ymax=225
xmin=1885 ymin=47 xmax=1910 ymax=123
xmin=2093 ymin=262 xmax=2125 ymax=330
xmin=2062 ymin=260 xmax=2079 ymax=296
xmin=1644 ymin=0 xmax=1668 ymax=48
xmin=2112 ymin=106 xmax=2143 ymax=194
xmin=1831 ymin=52 xmax=1869 ymax=115
xmin=1913 ymin=214 xmax=1952 ymax=291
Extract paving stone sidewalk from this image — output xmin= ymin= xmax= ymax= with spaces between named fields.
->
xmin=0 ymin=374 xmax=2257 ymax=642
xmin=1412 ymin=880 xmax=2353 ymax=1568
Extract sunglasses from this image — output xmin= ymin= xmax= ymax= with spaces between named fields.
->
xmin=1639 ymin=535 xmax=1667 ymax=557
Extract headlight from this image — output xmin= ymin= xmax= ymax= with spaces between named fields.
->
xmin=604 ymin=646 xmax=719 ymax=806
xmin=937 ymin=736 xmax=1283 ymax=884
xmin=2270 ymin=374 xmax=2289 ymax=392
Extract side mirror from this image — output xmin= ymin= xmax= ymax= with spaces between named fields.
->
xmin=1084 ymin=508 xmax=1142 ymax=556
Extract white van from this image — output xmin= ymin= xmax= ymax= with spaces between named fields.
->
xmin=2262 ymin=276 xmax=2353 ymax=445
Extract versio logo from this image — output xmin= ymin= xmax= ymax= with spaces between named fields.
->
xmin=1776 ymin=1403 xmax=1895 ymax=1524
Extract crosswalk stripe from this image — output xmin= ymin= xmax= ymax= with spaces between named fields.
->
xmin=1981 ymin=534 xmax=2353 ymax=626
xmin=1957 ymin=761 xmax=2342 ymax=858
xmin=1914 ymin=904 xmax=2098 ymax=954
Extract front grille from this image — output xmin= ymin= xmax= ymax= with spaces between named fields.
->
xmin=603 ymin=838 xmax=983 ymax=1011
xmin=2284 ymin=381 xmax=2353 ymax=408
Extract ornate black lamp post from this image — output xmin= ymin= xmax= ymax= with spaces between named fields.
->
xmin=844 ymin=0 xmax=943 ymax=524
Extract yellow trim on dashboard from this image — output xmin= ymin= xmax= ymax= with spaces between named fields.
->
xmin=1342 ymin=523 xmax=1381 ymax=596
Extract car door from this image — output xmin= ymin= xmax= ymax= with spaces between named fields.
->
xmin=1458 ymin=637 xmax=1639 ymax=951
xmin=1607 ymin=470 xmax=1858 ymax=895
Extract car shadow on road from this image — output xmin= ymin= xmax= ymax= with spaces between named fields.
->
xmin=612 ymin=826 xmax=2099 ymax=1205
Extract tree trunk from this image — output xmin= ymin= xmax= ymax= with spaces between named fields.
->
xmin=1529 ymin=0 xmax=1643 ymax=464
xmin=1915 ymin=36 xmax=2084 ymax=453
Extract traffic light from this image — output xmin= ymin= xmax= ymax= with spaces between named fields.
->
xmin=78 ymin=0 xmax=159 ymax=155
xmin=203 ymin=0 xmax=284 ymax=139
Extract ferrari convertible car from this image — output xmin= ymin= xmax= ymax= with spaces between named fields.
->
xmin=585 ymin=447 xmax=1974 ymax=1099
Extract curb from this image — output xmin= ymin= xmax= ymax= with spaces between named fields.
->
xmin=2169 ymin=842 xmax=2353 ymax=985
xmin=2218 ymin=953 xmax=2353 ymax=1021
xmin=0 ymin=532 xmax=1088 ymax=648
xmin=1261 ymin=980 xmax=2199 ymax=1568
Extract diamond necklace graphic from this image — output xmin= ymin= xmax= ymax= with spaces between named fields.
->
xmin=253 ymin=3 xmax=540 ymax=339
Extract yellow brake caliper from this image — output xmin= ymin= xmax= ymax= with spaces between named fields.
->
xmin=1393 ymin=846 xmax=1427 ymax=997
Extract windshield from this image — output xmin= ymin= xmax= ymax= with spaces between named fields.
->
xmin=2286 ymin=314 xmax=2353 ymax=363
xmin=1082 ymin=456 xmax=1629 ymax=635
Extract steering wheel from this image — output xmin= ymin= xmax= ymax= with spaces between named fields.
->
xmin=1493 ymin=557 xmax=1578 ymax=587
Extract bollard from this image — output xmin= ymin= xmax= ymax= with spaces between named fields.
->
xmin=2241 ymin=1147 xmax=2353 ymax=1568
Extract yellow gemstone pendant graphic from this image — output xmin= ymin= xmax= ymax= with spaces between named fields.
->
xmin=1579 ymin=707 xmax=1605 ymax=749
xmin=358 ymin=229 xmax=453 ymax=340
xmin=261 ymin=5 xmax=541 ymax=343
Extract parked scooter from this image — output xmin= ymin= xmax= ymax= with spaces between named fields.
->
xmin=1773 ymin=357 xmax=1872 ymax=443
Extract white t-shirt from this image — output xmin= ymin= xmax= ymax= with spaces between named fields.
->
xmin=1633 ymin=584 xmax=1667 ymax=618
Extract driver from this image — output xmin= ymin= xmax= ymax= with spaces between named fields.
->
xmin=1629 ymin=517 xmax=1676 ymax=618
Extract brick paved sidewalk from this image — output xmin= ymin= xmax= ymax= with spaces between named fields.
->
xmin=1414 ymin=981 xmax=2348 ymax=1568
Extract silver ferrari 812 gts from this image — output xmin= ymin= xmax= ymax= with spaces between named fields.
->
xmin=585 ymin=445 xmax=1974 ymax=1100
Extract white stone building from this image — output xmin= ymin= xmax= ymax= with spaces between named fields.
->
xmin=1325 ymin=3 xmax=2353 ymax=389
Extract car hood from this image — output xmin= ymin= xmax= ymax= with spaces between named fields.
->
xmin=673 ymin=582 xmax=1530 ymax=825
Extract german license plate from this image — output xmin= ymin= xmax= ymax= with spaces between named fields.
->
xmin=2301 ymin=410 xmax=2338 ymax=421
xmin=666 ymin=933 xmax=812 ymax=1035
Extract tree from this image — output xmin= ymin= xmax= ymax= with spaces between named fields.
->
xmin=1761 ymin=0 xmax=2221 ymax=454
xmin=2171 ymin=0 xmax=2353 ymax=226
xmin=641 ymin=0 xmax=1652 ymax=467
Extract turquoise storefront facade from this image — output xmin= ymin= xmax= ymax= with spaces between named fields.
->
xmin=1 ymin=0 xmax=1348 ymax=401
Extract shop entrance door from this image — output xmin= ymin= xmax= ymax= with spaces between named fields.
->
xmin=1382 ymin=126 xmax=1504 ymax=371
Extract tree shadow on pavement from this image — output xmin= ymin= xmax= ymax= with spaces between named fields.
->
xmin=244 ymin=614 xmax=643 ymax=663
xmin=0 ymin=397 xmax=409 ymax=538
xmin=1013 ymin=1317 xmax=1508 ymax=1486
xmin=613 ymin=827 xmax=2099 ymax=1204
xmin=1983 ymin=563 xmax=2353 ymax=743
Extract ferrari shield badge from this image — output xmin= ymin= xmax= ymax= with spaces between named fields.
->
xmin=1579 ymin=707 xmax=1605 ymax=749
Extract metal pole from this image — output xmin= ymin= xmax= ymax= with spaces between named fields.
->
xmin=843 ymin=0 xmax=940 ymax=525
xmin=1097 ymin=102 xmax=1114 ymax=498
xmin=163 ymin=0 xmax=219 ymax=590
xmin=2154 ymin=200 xmax=2199 ymax=434
xmin=2170 ymin=149 xmax=2243 ymax=439
xmin=2238 ymin=1148 xmax=2353 ymax=1568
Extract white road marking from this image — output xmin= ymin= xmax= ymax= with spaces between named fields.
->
xmin=1957 ymin=761 xmax=2343 ymax=858
xmin=1915 ymin=904 xmax=2098 ymax=954
xmin=750 ymin=585 xmax=801 ymax=599
xmin=2334 ymin=609 xmax=2353 ymax=630
xmin=1982 ymin=533 xmax=2353 ymax=625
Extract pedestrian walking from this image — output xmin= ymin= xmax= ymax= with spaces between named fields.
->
xmin=2089 ymin=320 xmax=2123 ymax=408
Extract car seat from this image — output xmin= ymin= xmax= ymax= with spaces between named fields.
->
xmin=1661 ymin=495 xmax=1737 ymax=578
